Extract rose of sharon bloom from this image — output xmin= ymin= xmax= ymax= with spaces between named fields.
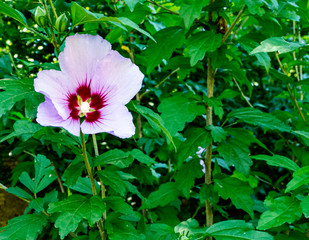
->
xmin=34 ymin=34 xmax=144 ymax=138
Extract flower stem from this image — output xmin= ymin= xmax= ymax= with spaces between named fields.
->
xmin=80 ymin=131 xmax=97 ymax=196
xmin=92 ymin=135 xmax=107 ymax=217
xmin=92 ymin=134 xmax=107 ymax=240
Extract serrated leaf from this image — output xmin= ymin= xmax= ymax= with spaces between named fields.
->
xmin=71 ymin=2 xmax=154 ymax=41
xmin=130 ymin=102 xmax=176 ymax=150
xmin=257 ymin=196 xmax=302 ymax=230
xmin=185 ymin=31 xmax=222 ymax=66
xmin=251 ymin=154 xmax=299 ymax=172
xmin=27 ymin=198 xmax=44 ymax=212
xmin=0 ymin=78 xmax=37 ymax=117
xmin=144 ymin=27 xmax=185 ymax=74
xmin=285 ymin=166 xmax=309 ymax=192
xmin=215 ymin=177 xmax=254 ymax=218
xmin=5 ymin=186 xmax=33 ymax=200
xmin=104 ymin=196 xmax=134 ymax=215
xmin=130 ymin=149 xmax=156 ymax=165
xmin=206 ymin=220 xmax=273 ymax=240
xmin=0 ymin=214 xmax=48 ymax=240
xmin=250 ymin=37 xmax=304 ymax=55
xmin=177 ymin=128 xmax=212 ymax=164
xmin=141 ymin=182 xmax=180 ymax=209
xmin=207 ymin=125 xmax=227 ymax=142
xmin=48 ymin=195 xmax=105 ymax=239
xmin=0 ymin=2 xmax=28 ymax=26
xmin=158 ymin=94 xmax=204 ymax=136
xmin=94 ymin=149 xmax=131 ymax=168
xmin=0 ymin=120 xmax=42 ymax=143
xmin=97 ymin=168 xmax=127 ymax=196
xmin=227 ymin=107 xmax=291 ymax=132
xmin=174 ymin=159 xmax=204 ymax=198
xmin=217 ymin=138 xmax=252 ymax=175
xmin=179 ymin=0 xmax=210 ymax=28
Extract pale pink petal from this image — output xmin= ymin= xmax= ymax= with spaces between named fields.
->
xmin=37 ymin=97 xmax=80 ymax=136
xmin=80 ymin=104 xmax=135 ymax=138
xmin=58 ymin=34 xmax=112 ymax=86
xmin=91 ymin=51 xmax=144 ymax=105
xmin=34 ymin=70 xmax=76 ymax=119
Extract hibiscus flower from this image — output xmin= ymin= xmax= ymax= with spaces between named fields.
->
xmin=34 ymin=34 xmax=144 ymax=138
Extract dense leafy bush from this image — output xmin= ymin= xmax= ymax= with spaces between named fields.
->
xmin=1 ymin=0 xmax=309 ymax=239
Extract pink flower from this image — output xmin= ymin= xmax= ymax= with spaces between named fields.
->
xmin=34 ymin=34 xmax=144 ymax=138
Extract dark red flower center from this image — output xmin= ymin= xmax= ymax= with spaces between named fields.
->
xmin=68 ymin=84 xmax=105 ymax=123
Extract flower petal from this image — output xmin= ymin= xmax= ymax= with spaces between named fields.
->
xmin=91 ymin=50 xmax=144 ymax=106
xmin=37 ymin=97 xmax=80 ymax=136
xmin=80 ymin=104 xmax=135 ymax=138
xmin=58 ymin=34 xmax=112 ymax=86
xmin=34 ymin=69 xmax=76 ymax=119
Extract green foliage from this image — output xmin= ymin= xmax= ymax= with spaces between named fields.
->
xmin=1 ymin=0 xmax=309 ymax=238
xmin=48 ymin=195 xmax=105 ymax=239
xmin=257 ymin=196 xmax=302 ymax=230
xmin=0 ymin=214 xmax=48 ymax=240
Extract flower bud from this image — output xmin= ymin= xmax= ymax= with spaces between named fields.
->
xmin=34 ymin=7 xmax=47 ymax=28
xmin=55 ymin=13 xmax=69 ymax=33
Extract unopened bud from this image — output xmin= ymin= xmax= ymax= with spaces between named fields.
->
xmin=34 ymin=7 xmax=47 ymax=28
xmin=55 ymin=13 xmax=69 ymax=33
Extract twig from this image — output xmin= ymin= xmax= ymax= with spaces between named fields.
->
xmin=146 ymin=0 xmax=179 ymax=15
xmin=232 ymin=77 xmax=253 ymax=108
xmin=221 ymin=5 xmax=246 ymax=46
xmin=51 ymin=162 xmax=65 ymax=193
xmin=275 ymin=52 xmax=306 ymax=122
xmin=139 ymin=67 xmax=180 ymax=100
xmin=232 ymin=16 xmax=248 ymax=40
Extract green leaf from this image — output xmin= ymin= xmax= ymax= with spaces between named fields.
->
xmin=207 ymin=125 xmax=227 ymax=142
xmin=68 ymin=177 xmax=101 ymax=195
xmin=250 ymin=37 xmax=304 ymax=55
xmin=244 ymin=0 xmax=265 ymax=16
xmin=0 ymin=2 xmax=28 ymax=26
xmin=94 ymin=149 xmax=131 ymax=168
xmin=144 ymin=27 xmax=185 ymax=74
xmin=158 ymin=94 xmax=204 ymax=136
xmin=48 ymin=195 xmax=105 ymax=239
xmin=130 ymin=149 xmax=156 ymax=165
xmin=257 ymin=196 xmax=302 ymax=230
xmin=130 ymin=103 xmax=176 ymax=150
xmin=215 ymin=177 xmax=254 ymax=218
xmin=285 ymin=166 xmax=309 ymax=192
xmin=205 ymin=220 xmax=273 ymax=240
xmin=0 ymin=214 xmax=48 ymax=240
xmin=0 ymin=120 xmax=42 ymax=143
xmin=5 ymin=186 xmax=33 ymax=200
xmin=0 ymin=79 xmax=37 ymax=117
xmin=177 ymin=128 xmax=212 ymax=164
xmin=124 ymin=0 xmax=142 ymax=11
xmin=145 ymin=223 xmax=176 ymax=240
xmin=63 ymin=156 xmax=85 ymax=187
xmin=185 ymin=31 xmax=222 ymax=66
xmin=251 ymin=155 xmax=299 ymax=172
xmin=141 ymin=182 xmax=180 ymax=209
xmin=179 ymin=0 xmax=210 ymax=28
xmin=174 ymin=159 xmax=204 ymax=198
xmin=227 ymin=107 xmax=291 ymax=132
xmin=217 ymin=138 xmax=252 ymax=175
xmin=300 ymin=195 xmax=309 ymax=218
xmin=34 ymin=155 xmax=57 ymax=194
xmin=71 ymin=2 xmax=154 ymax=41
xmin=104 ymin=196 xmax=134 ymax=215
xmin=97 ymin=168 xmax=127 ymax=196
